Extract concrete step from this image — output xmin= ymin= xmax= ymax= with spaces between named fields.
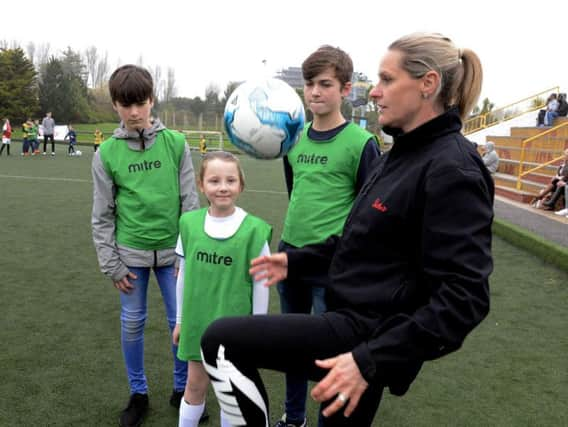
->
xmin=510 ymin=126 xmax=568 ymax=138
xmin=494 ymin=173 xmax=544 ymax=193
xmin=494 ymin=185 xmax=536 ymax=204
xmin=498 ymin=158 xmax=558 ymax=176
xmin=496 ymin=146 xmax=565 ymax=163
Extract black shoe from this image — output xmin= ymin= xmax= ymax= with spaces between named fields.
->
xmin=169 ymin=390 xmax=184 ymax=408
xmin=170 ymin=391 xmax=210 ymax=424
xmin=199 ymin=406 xmax=210 ymax=423
xmin=119 ymin=393 xmax=148 ymax=427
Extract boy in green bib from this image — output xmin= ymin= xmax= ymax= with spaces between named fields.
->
xmin=91 ymin=65 xmax=200 ymax=427
xmin=276 ymin=45 xmax=381 ymax=427
xmin=172 ymin=151 xmax=272 ymax=427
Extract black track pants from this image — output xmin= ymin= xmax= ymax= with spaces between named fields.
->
xmin=201 ymin=314 xmax=383 ymax=427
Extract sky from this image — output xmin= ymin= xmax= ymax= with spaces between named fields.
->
xmin=1 ymin=0 xmax=567 ymax=108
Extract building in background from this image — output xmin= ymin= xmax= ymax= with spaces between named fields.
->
xmin=275 ymin=67 xmax=304 ymax=89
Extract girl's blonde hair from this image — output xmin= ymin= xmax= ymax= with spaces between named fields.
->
xmin=389 ymin=32 xmax=483 ymax=120
xmin=199 ymin=151 xmax=245 ymax=190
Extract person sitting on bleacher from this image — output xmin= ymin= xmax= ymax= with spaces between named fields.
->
xmin=540 ymin=148 xmax=568 ymax=210
xmin=544 ymin=93 xmax=559 ymax=126
xmin=482 ymin=141 xmax=499 ymax=174
xmin=556 ymin=93 xmax=568 ymax=117
xmin=553 ymin=185 xmax=568 ymax=217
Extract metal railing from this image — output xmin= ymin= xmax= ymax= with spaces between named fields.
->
xmin=516 ymin=121 xmax=568 ymax=190
xmin=463 ymin=86 xmax=559 ymax=135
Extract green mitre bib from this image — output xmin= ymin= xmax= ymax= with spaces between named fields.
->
xmin=282 ymin=122 xmax=373 ymax=247
xmin=177 ymin=208 xmax=272 ymax=361
xmin=99 ymin=129 xmax=185 ymax=249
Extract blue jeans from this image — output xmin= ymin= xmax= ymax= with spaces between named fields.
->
xmin=119 ymin=265 xmax=187 ymax=395
xmin=545 ymin=111 xmax=558 ymax=126
xmin=277 ymin=242 xmax=327 ymax=424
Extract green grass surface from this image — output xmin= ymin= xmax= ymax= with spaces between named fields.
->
xmin=0 ymin=150 xmax=566 ymax=426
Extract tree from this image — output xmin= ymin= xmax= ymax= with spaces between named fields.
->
xmin=163 ymin=67 xmax=177 ymax=102
xmin=94 ymin=51 xmax=109 ymax=88
xmin=85 ymin=46 xmax=99 ymax=88
xmin=0 ymin=47 xmax=39 ymax=123
xmin=149 ymin=65 xmax=164 ymax=102
xmin=223 ymin=81 xmax=241 ymax=104
xmin=479 ymin=98 xmax=494 ymax=115
xmin=39 ymin=51 xmax=90 ymax=123
xmin=39 ymin=57 xmax=67 ymax=120
xmin=35 ymin=43 xmax=51 ymax=70
xmin=189 ymin=97 xmax=206 ymax=129
xmin=26 ymin=42 xmax=36 ymax=66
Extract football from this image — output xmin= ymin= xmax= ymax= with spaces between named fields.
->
xmin=224 ymin=78 xmax=305 ymax=159
xmin=75 ymin=150 xmax=82 ymax=156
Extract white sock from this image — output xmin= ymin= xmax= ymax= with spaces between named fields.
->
xmin=178 ymin=399 xmax=205 ymax=427
xmin=220 ymin=409 xmax=233 ymax=427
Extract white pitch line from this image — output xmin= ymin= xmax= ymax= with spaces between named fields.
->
xmin=0 ymin=174 xmax=287 ymax=195
xmin=0 ymin=174 xmax=92 ymax=183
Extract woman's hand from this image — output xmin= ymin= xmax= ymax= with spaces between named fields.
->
xmin=249 ymin=253 xmax=288 ymax=287
xmin=311 ymin=352 xmax=369 ymax=418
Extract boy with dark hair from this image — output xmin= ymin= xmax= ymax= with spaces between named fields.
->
xmin=92 ymin=64 xmax=200 ymax=427
xmin=275 ymin=45 xmax=381 ymax=427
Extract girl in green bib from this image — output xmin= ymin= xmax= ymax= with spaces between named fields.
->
xmin=172 ymin=151 xmax=272 ymax=427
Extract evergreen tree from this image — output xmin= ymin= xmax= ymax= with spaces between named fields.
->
xmin=39 ymin=48 xmax=90 ymax=123
xmin=0 ymin=48 xmax=38 ymax=123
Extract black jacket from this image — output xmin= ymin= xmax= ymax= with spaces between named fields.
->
xmin=287 ymin=109 xmax=494 ymax=394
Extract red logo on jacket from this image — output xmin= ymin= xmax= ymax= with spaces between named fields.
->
xmin=372 ymin=198 xmax=387 ymax=212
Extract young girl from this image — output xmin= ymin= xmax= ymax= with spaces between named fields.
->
xmin=0 ymin=118 xmax=11 ymax=156
xmin=173 ymin=151 xmax=272 ymax=427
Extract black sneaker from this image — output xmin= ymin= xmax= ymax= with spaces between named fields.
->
xmin=119 ymin=393 xmax=148 ymax=427
xmin=169 ymin=390 xmax=184 ymax=408
xmin=170 ymin=391 xmax=210 ymax=424
xmin=199 ymin=406 xmax=210 ymax=423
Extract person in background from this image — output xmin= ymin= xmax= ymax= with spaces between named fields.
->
xmin=482 ymin=141 xmax=499 ymax=174
xmin=544 ymin=93 xmax=559 ymax=126
xmin=21 ymin=119 xmax=31 ymax=156
xmin=94 ymin=128 xmax=104 ymax=152
xmin=42 ymin=111 xmax=56 ymax=156
xmin=0 ymin=118 xmax=12 ymax=156
xmin=556 ymin=93 xmax=568 ymax=118
xmin=91 ymin=64 xmax=200 ymax=427
xmin=199 ymin=134 xmax=207 ymax=156
xmin=532 ymin=148 xmax=568 ymax=209
xmin=553 ymin=184 xmax=568 ymax=217
xmin=64 ymin=125 xmax=77 ymax=156
xmin=31 ymin=119 xmax=40 ymax=155
xmin=542 ymin=148 xmax=568 ymax=211
xmin=200 ymin=31 xmax=493 ymax=427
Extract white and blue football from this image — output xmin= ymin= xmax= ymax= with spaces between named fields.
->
xmin=224 ymin=78 xmax=305 ymax=159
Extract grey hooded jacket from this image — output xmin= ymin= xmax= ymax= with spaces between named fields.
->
xmin=91 ymin=119 xmax=199 ymax=282
xmin=482 ymin=141 xmax=499 ymax=174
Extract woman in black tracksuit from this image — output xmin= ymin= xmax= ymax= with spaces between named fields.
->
xmin=201 ymin=32 xmax=494 ymax=427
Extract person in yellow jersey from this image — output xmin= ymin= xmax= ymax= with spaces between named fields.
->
xmin=198 ymin=134 xmax=207 ymax=156
xmin=93 ymin=128 xmax=104 ymax=152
